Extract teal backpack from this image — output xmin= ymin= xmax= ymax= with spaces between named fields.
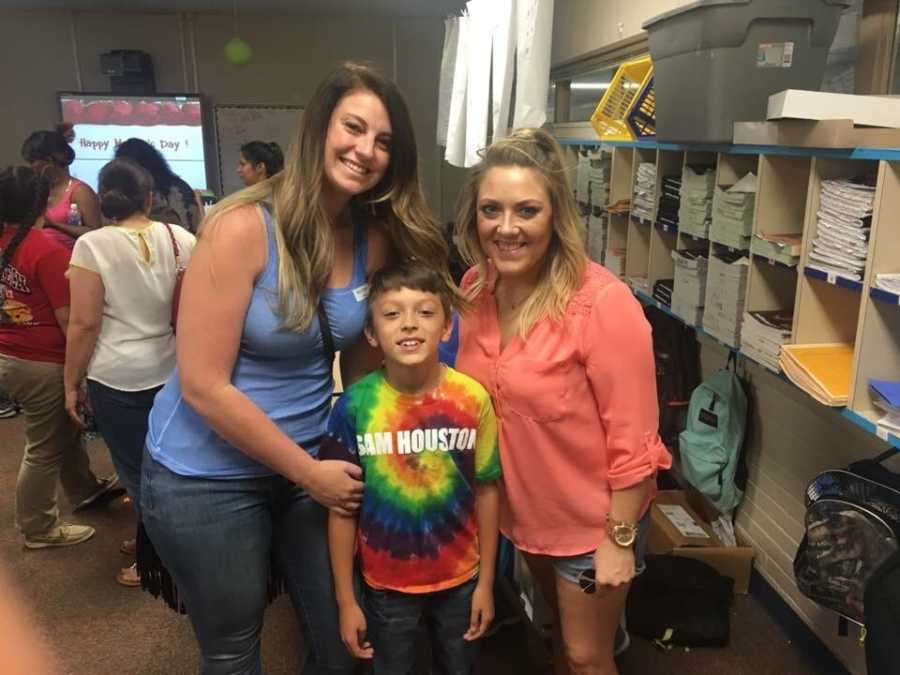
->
xmin=678 ymin=354 xmax=748 ymax=513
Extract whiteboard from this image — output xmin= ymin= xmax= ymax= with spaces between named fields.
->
xmin=213 ymin=104 xmax=303 ymax=196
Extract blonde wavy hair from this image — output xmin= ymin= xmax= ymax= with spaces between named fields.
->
xmin=201 ymin=62 xmax=449 ymax=332
xmin=455 ymin=128 xmax=587 ymax=336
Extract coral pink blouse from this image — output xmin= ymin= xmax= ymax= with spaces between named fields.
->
xmin=456 ymin=261 xmax=672 ymax=556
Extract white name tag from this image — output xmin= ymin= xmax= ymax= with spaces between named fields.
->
xmin=352 ymin=284 xmax=369 ymax=302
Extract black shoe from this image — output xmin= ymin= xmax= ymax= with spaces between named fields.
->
xmin=73 ymin=475 xmax=126 ymax=512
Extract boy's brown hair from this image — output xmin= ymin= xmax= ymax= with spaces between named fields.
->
xmin=366 ymin=262 xmax=455 ymax=327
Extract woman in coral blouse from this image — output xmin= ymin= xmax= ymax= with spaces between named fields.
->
xmin=455 ymin=128 xmax=671 ymax=675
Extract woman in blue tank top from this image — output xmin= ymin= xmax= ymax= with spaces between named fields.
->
xmin=139 ymin=63 xmax=453 ymax=674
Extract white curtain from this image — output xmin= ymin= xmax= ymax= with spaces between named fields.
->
xmin=438 ymin=0 xmax=555 ymax=168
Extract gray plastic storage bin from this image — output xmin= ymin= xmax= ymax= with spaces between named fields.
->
xmin=642 ymin=0 xmax=849 ymax=143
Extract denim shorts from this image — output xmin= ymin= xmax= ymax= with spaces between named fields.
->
xmin=552 ymin=513 xmax=651 ymax=585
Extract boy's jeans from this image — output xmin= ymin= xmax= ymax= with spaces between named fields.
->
xmin=365 ymin=576 xmax=478 ymax=675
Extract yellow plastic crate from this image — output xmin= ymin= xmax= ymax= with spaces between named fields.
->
xmin=590 ymin=56 xmax=654 ymax=141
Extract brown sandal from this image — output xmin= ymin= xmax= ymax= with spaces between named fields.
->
xmin=116 ymin=563 xmax=140 ymax=587
xmin=120 ymin=538 xmax=136 ymax=556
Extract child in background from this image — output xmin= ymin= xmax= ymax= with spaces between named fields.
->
xmin=322 ymin=262 xmax=500 ymax=674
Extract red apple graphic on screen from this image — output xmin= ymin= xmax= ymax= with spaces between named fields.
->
xmin=134 ymin=101 xmax=161 ymax=126
xmin=62 ymin=99 xmax=84 ymax=123
xmin=181 ymin=102 xmax=201 ymax=126
xmin=84 ymin=100 xmax=112 ymax=124
xmin=159 ymin=101 xmax=182 ymax=124
xmin=109 ymin=100 xmax=134 ymax=124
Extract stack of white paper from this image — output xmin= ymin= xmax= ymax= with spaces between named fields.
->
xmin=741 ymin=310 xmax=793 ymax=372
xmin=587 ymin=151 xmax=610 ymax=208
xmin=671 ymin=249 xmax=709 ymax=326
xmin=703 ymin=252 xmax=750 ymax=348
xmin=711 ymin=173 xmax=757 ymax=250
xmin=808 ymin=177 xmax=875 ymax=282
xmin=678 ymin=165 xmax=716 ymax=239
xmin=632 ymin=162 xmax=657 ymax=222
xmin=875 ymin=273 xmax=900 ymax=294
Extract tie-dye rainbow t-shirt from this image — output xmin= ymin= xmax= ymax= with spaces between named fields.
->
xmin=320 ymin=366 xmax=500 ymax=594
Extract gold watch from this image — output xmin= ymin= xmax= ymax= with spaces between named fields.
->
xmin=607 ymin=517 xmax=639 ymax=548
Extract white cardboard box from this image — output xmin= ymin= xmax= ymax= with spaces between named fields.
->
xmin=767 ymin=90 xmax=900 ymax=129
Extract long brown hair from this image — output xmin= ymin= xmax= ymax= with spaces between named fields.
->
xmin=205 ymin=62 xmax=450 ymax=332
xmin=455 ymin=128 xmax=587 ymax=335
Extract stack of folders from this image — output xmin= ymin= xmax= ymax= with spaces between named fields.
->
xmin=658 ymin=175 xmax=681 ymax=230
xmin=780 ymin=343 xmax=853 ymax=407
xmin=671 ymin=249 xmax=709 ymax=325
xmin=710 ymin=173 xmax=757 ymax=250
xmin=703 ymin=251 xmax=749 ymax=348
xmin=808 ymin=176 xmax=876 ymax=283
xmin=632 ymin=162 xmax=657 ymax=222
xmin=870 ymin=379 xmax=900 ymax=435
xmin=653 ymin=278 xmax=674 ymax=307
xmin=587 ymin=151 xmax=610 ymax=209
xmin=875 ymin=273 xmax=900 ymax=294
xmin=587 ymin=207 xmax=607 ymax=264
xmin=678 ymin=165 xmax=716 ymax=239
xmin=751 ymin=232 xmax=802 ymax=266
xmin=741 ymin=310 xmax=793 ymax=372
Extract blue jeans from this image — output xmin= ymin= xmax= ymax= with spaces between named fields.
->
xmin=550 ymin=513 xmax=652 ymax=585
xmin=87 ymin=380 xmax=160 ymax=507
xmin=140 ymin=448 xmax=355 ymax=675
xmin=365 ymin=576 xmax=478 ymax=675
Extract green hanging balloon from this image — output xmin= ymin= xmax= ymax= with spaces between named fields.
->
xmin=225 ymin=37 xmax=253 ymax=66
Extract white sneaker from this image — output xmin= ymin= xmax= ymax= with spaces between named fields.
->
xmin=25 ymin=523 xmax=96 ymax=549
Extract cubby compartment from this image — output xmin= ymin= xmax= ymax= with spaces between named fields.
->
xmin=630 ymin=146 xmax=658 ymax=225
xmin=678 ymin=150 xmax=717 ymax=243
xmin=608 ymin=146 xmax=634 ymax=208
xmin=742 ymin=257 xmax=798 ymax=372
xmin=604 ymin=212 xmax=629 ymax=278
xmin=710 ymin=153 xmax=758 ymax=251
xmin=847 ymin=159 xmax=900 ymax=437
xmin=750 ymin=155 xmax=811 ymax=268
xmin=656 ymin=149 xmax=683 ymax=234
xmin=648 ymin=226 xmax=677 ymax=304
xmin=625 ymin=219 xmax=652 ymax=292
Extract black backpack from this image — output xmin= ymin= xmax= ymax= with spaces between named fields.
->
xmin=643 ymin=306 xmax=700 ymax=451
xmin=626 ymin=554 xmax=733 ymax=647
xmin=864 ymin=549 xmax=900 ymax=675
xmin=793 ymin=448 xmax=900 ymax=626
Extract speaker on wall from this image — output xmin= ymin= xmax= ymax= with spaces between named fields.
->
xmin=100 ymin=50 xmax=156 ymax=95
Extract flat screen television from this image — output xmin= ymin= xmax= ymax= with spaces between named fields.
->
xmin=58 ymin=92 xmax=207 ymax=191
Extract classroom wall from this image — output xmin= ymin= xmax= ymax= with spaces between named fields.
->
xmin=551 ymin=0 xmax=683 ymax=65
xmin=698 ymin=335 xmax=889 ymax=675
xmin=0 ymin=9 xmax=443 ymax=208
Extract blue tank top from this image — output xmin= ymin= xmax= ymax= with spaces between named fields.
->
xmin=145 ymin=206 xmax=369 ymax=478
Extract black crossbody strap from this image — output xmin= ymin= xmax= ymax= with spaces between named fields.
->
xmin=317 ymin=300 xmax=335 ymax=366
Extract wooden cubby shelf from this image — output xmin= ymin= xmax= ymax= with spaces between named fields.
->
xmin=559 ymin=137 xmax=900 ymax=452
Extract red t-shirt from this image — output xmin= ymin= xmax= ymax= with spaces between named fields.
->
xmin=0 ymin=228 xmax=70 ymax=364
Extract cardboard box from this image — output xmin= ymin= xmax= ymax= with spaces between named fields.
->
xmin=734 ymin=118 xmax=900 ymax=149
xmin=648 ymin=490 xmax=754 ymax=594
xmin=767 ymin=89 xmax=900 ymax=128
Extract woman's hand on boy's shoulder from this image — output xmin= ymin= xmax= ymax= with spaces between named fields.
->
xmin=304 ymin=459 xmax=363 ymax=516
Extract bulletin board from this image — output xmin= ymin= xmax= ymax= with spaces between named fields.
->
xmin=213 ymin=103 xmax=303 ymax=196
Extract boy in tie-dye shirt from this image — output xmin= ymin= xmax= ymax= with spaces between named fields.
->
xmin=322 ymin=262 xmax=500 ymax=674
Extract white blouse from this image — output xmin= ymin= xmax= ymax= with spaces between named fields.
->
xmin=69 ymin=221 xmax=196 ymax=391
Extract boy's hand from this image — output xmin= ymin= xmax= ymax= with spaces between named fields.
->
xmin=306 ymin=460 xmax=364 ymax=516
xmin=339 ymin=602 xmax=373 ymax=659
xmin=463 ymin=580 xmax=494 ymax=641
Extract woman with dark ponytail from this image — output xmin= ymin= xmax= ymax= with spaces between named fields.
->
xmin=115 ymin=138 xmax=204 ymax=234
xmin=0 ymin=166 xmax=119 ymax=550
xmin=237 ymin=140 xmax=285 ymax=186
xmin=21 ymin=127 xmax=101 ymax=248
xmin=63 ymin=158 xmax=196 ymax=586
